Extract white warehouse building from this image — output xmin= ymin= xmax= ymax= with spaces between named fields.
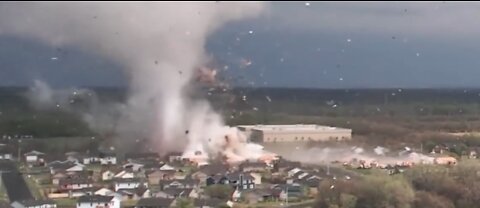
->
xmin=237 ymin=124 xmax=352 ymax=143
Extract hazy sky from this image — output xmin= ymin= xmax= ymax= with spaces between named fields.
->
xmin=2 ymin=1 xmax=480 ymax=88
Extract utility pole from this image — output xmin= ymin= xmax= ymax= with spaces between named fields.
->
xmin=17 ymin=139 xmax=21 ymax=161
xmin=285 ymin=185 xmax=288 ymax=207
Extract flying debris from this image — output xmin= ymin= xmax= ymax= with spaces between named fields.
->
xmin=252 ymin=107 xmax=258 ymax=111
xmin=248 ymin=30 xmax=253 ymax=34
xmin=154 ymin=60 xmax=158 ymax=65
xmin=240 ymin=58 xmax=252 ymax=68
xmin=51 ymin=57 xmax=58 ymax=60
xmin=266 ymin=96 xmax=272 ymax=102
xmin=305 ymin=2 xmax=311 ymax=7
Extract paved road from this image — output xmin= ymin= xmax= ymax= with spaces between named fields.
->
xmin=0 ymin=160 xmax=33 ymax=202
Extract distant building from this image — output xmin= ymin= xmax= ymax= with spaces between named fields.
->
xmin=238 ymin=124 xmax=352 ymax=143
xmin=76 ymin=195 xmax=120 ymax=208
xmin=24 ymin=150 xmax=45 ymax=165
xmin=11 ymin=199 xmax=57 ymax=208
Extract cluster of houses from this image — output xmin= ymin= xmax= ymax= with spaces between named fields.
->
xmin=5 ymin=149 xmax=334 ymax=208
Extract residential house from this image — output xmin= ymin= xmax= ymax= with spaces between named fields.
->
xmin=24 ymin=150 xmax=45 ymax=165
xmin=99 ymin=153 xmax=117 ymax=165
xmin=206 ymin=172 xmax=256 ymax=190
xmin=135 ymin=198 xmax=174 ymax=208
xmin=48 ymin=161 xmax=85 ymax=174
xmin=58 ymin=178 xmax=93 ymax=192
xmin=70 ymin=187 xmax=97 ymax=198
xmin=101 ymin=170 xmax=115 ymax=181
xmin=114 ymin=170 xmax=135 ymax=179
xmin=82 ymin=155 xmax=100 ymax=165
xmin=294 ymin=177 xmax=321 ymax=196
xmin=286 ymin=167 xmax=303 ymax=178
xmin=95 ymin=188 xmax=121 ymax=198
xmin=248 ymin=172 xmax=262 ymax=185
xmin=146 ymin=169 xmax=177 ymax=184
xmin=193 ymin=199 xmax=226 ymax=208
xmin=191 ymin=164 xmax=230 ymax=185
xmin=122 ymin=162 xmax=145 ymax=172
xmin=232 ymin=189 xmax=276 ymax=204
xmin=239 ymin=162 xmax=268 ymax=172
xmin=0 ymin=149 xmax=12 ymax=160
xmin=11 ymin=199 xmax=57 ymax=208
xmin=117 ymin=186 xmax=151 ymax=201
xmin=272 ymin=183 xmax=304 ymax=200
xmin=76 ymin=195 xmax=120 ymax=208
xmin=164 ymin=152 xmax=183 ymax=163
xmin=159 ymin=179 xmax=199 ymax=190
xmin=154 ymin=188 xmax=197 ymax=199
xmin=52 ymin=171 xmax=91 ymax=186
xmin=113 ymin=178 xmax=148 ymax=191
xmin=272 ymin=159 xmax=301 ymax=173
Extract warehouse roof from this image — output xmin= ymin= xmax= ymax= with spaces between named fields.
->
xmin=238 ymin=124 xmax=351 ymax=133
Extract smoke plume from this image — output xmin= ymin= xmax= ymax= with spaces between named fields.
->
xmin=1 ymin=2 xmax=266 ymax=159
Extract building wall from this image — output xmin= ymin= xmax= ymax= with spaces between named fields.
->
xmin=26 ymin=155 xmax=37 ymax=162
xmin=250 ymin=129 xmax=352 ymax=143
xmin=77 ymin=199 xmax=119 ymax=208
xmin=100 ymin=157 xmax=117 ymax=165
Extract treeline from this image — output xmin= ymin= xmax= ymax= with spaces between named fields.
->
xmin=316 ymin=162 xmax=480 ymax=208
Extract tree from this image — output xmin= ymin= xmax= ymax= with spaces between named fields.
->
xmin=205 ymin=184 xmax=234 ymax=200
xmin=414 ymin=191 xmax=454 ymax=208
xmin=339 ymin=193 xmax=357 ymax=208
xmin=176 ymin=198 xmax=194 ymax=208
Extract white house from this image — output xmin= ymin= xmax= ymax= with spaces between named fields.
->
xmin=113 ymin=178 xmax=148 ymax=191
xmin=122 ymin=162 xmax=144 ymax=172
xmin=76 ymin=195 xmax=120 ymax=208
xmin=0 ymin=149 xmax=12 ymax=160
xmin=287 ymin=167 xmax=302 ymax=177
xmin=159 ymin=164 xmax=176 ymax=171
xmin=24 ymin=150 xmax=45 ymax=163
xmin=59 ymin=178 xmax=93 ymax=191
xmin=102 ymin=170 xmax=115 ymax=181
xmin=48 ymin=161 xmax=85 ymax=174
xmin=82 ymin=156 xmax=100 ymax=165
xmin=114 ymin=170 xmax=134 ymax=179
xmin=95 ymin=188 xmax=122 ymax=199
xmin=11 ymin=199 xmax=57 ymax=208
xmin=100 ymin=153 xmax=117 ymax=165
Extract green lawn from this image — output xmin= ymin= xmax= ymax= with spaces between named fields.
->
xmin=54 ymin=198 xmax=77 ymax=208
xmin=0 ymin=180 xmax=9 ymax=202
xmin=24 ymin=175 xmax=44 ymax=199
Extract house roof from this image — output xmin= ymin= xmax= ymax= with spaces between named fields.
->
xmin=49 ymin=161 xmax=80 ymax=170
xmin=136 ymin=198 xmax=174 ymax=208
xmin=226 ymin=172 xmax=255 ymax=181
xmin=77 ymin=195 xmax=114 ymax=203
xmin=117 ymin=186 xmax=149 ymax=196
xmin=197 ymin=164 xmax=229 ymax=176
xmin=159 ymin=179 xmax=199 ymax=187
xmin=59 ymin=177 xmax=92 ymax=185
xmin=113 ymin=178 xmax=142 ymax=183
xmin=160 ymin=188 xmax=193 ymax=197
xmin=24 ymin=150 xmax=44 ymax=156
xmin=193 ymin=198 xmax=226 ymax=207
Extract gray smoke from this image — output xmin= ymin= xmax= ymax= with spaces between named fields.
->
xmin=1 ymin=2 xmax=266 ymax=154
